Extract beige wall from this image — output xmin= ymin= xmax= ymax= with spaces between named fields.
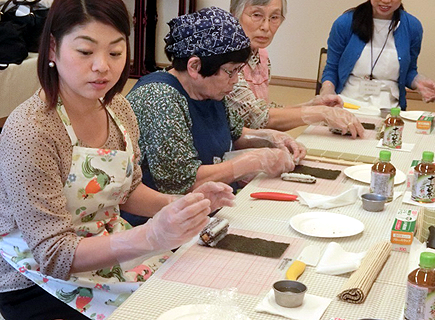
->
xmin=156 ymin=0 xmax=435 ymax=81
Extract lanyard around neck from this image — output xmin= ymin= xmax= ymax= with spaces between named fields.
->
xmin=369 ymin=21 xmax=394 ymax=80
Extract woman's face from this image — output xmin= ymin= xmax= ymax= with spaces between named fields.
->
xmin=371 ymin=0 xmax=402 ymax=19
xmin=194 ymin=62 xmax=245 ymax=101
xmin=51 ymin=20 xmax=127 ymax=104
xmin=238 ymin=0 xmax=284 ymax=50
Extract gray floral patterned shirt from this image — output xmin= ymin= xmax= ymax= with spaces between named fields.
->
xmin=126 ymin=70 xmax=244 ymax=194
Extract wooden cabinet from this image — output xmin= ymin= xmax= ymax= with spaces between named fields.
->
xmin=129 ymin=0 xmax=154 ymax=77
xmin=129 ymin=0 xmax=196 ymax=78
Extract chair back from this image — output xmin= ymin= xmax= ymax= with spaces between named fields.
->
xmin=315 ymin=47 xmax=328 ymax=95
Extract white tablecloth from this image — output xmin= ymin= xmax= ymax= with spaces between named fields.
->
xmin=109 ymin=116 xmax=428 ymax=320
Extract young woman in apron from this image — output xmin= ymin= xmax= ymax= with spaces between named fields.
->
xmin=0 ymin=1 xmax=235 ymax=319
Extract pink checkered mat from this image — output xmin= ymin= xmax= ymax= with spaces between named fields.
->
xmin=255 ymin=160 xmax=349 ymax=196
xmin=161 ymin=229 xmax=305 ymax=296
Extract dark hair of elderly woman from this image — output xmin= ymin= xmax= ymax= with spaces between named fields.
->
xmin=348 ymin=0 xmax=404 ymax=42
xmin=37 ymin=0 xmax=131 ymax=108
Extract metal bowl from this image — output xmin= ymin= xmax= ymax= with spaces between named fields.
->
xmin=273 ymin=280 xmax=307 ymax=308
xmin=361 ymin=193 xmax=387 ymax=212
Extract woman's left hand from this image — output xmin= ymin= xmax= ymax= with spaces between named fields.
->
xmin=192 ymin=181 xmax=236 ymax=211
xmin=311 ymin=94 xmax=344 ymax=108
xmin=416 ymin=77 xmax=435 ymax=103
xmin=242 ymin=128 xmax=307 ymax=163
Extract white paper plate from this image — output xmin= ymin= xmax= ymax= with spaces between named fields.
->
xmin=344 ymin=164 xmax=406 ymax=185
xmin=157 ymin=304 xmax=251 ymax=320
xmin=400 ymin=110 xmax=424 ymax=122
xmin=290 ymin=212 xmax=364 ymax=238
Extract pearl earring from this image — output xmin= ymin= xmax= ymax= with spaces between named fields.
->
xmin=48 ymin=61 xmax=55 ymax=68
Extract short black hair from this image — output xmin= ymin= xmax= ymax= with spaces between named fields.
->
xmin=166 ymin=47 xmax=251 ymax=77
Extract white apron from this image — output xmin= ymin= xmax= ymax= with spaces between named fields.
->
xmin=0 ymin=102 xmax=170 ymax=319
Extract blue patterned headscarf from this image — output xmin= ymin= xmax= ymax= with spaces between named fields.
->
xmin=165 ymin=6 xmax=251 ymax=58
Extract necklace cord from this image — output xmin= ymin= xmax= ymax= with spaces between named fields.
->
xmin=370 ymin=20 xmax=394 ymax=80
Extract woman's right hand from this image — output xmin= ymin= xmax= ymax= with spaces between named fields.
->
xmin=231 ymin=147 xmax=296 ymax=180
xmin=301 ymin=105 xmax=365 ymax=139
xmin=111 ymin=193 xmax=211 ymax=262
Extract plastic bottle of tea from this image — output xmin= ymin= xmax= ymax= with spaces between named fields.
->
xmin=404 ymin=252 xmax=435 ymax=320
xmin=370 ymin=150 xmax=396 ymax=202
xmin=383 ymin=107 xmax=404 ymax=149
xmin=412 ymin=151 xmax=435 ymax=203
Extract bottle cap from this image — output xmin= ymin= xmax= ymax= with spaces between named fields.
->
xmin=420 ymin=252 xmax=435 ymax=268
xmin=390 ymin=107 xmax=400 ymax=116
xmin=379 ymin=150 xmax=391 ymax=162
xmin=422 ymin=151 xmax=434 ymax=162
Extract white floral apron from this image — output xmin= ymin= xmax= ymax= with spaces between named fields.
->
xmin=0 ymin=102 xmax=170 ymax=319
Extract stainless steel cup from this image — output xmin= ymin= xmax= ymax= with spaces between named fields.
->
xmin=361 ymin=193 xmax=387 ymax=212
xmin=273 ymin=280 xmax=307 ymax=308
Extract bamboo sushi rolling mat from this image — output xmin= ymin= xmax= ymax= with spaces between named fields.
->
xmin=109 ymin=116 xmax=430 ymax=320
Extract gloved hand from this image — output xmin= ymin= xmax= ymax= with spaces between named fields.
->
xmin=414 ymin=75 xmax=435 ymax=103
xmin=241 ymin=128 xmax=306 ymax=162
xmin=192 ymin=181 xmax=235 ymax=211
xmin=310 ymin=94 xmax=344 ymax=108
xmin=231 ymin=147 xmax=296 ymax=181
xmin=301 ymin=105 xmax=365 ymax=139
xmin=110 ymin=193 xmax=211 ymax=263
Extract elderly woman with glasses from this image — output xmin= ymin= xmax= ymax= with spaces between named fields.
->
xmin=124 ymin=7 xmax=306 ymax=225
xmin=226 ymin=0 xmax=365 ymax=138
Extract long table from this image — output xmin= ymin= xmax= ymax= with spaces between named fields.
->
xmin=109 ymin=114 xmax=429 ymax=320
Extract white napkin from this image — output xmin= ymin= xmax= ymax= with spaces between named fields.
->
xmin=402 ymin=191 xmax=435 ymax=208
xmin=377 ymin=139 xmax=414 ymax=152
xmin=316 ymin=242 xmax=367 ymax=275
xmin=298 ymin=186 xmax=363 ymax=209
xmin=255 ymin=289 xmax=331 ymax=320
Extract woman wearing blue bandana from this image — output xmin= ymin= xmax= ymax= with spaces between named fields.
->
xmin=124 ymin=7 xmax=306 ymax=226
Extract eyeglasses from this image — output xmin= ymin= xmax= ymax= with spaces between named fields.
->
xmin=220 ymin=63 xmax=246 ymax=78
xmin=245 ymin=12 xmax=284 ymax=26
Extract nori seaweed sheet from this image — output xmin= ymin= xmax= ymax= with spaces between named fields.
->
xmin=214 ymin=234 xmax=289 ymax=258
xmin=362 ymin=122 xmax=376 ymax=130
xmin=331 ymin=122 xmax=376 ymax=136
xmin=293 ymin=165 xmax=341 ymax=180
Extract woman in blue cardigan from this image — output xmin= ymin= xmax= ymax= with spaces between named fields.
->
xmin=321 ymin=0 xmax=435 ymax=111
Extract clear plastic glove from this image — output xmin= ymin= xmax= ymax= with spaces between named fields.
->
xmin=231 ymin=147 xmax=296 ymax=181
xmin=310 ymin=94 xmax=344 ymax=108
xmin=192 ymin=181 xmax=236 ymax=211
xmin=110 ymin=193 xmax=211 ymax=263
xmin=301 ymin=105 xmax=365 ymax=139
xmin=242 ymin=128 xmax=306 ymax=162
xmin=415 ymin=75 xmax=435 ymax=103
